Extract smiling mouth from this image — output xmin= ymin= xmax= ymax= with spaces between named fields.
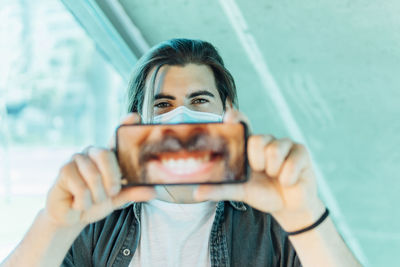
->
xmin=145 ymin=150 xmax=224 ymax=183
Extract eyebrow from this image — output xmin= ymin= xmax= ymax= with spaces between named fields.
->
xmin=187 ymin=90 xmax=215 ymax=99
xmin=154 ymin=90 xmax=215 ymax=101
xmin=154 ymin=93 xmax=176 ymax=100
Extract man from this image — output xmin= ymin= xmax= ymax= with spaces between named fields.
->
xmin=2 ymin=39 xmax=361 ymax=266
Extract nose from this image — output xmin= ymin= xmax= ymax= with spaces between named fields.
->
xmin=161 ymin=124 xmax=208 ymax=142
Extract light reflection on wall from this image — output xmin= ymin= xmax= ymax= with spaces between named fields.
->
xmin=0 ymin=0 xmax=125 ymax=260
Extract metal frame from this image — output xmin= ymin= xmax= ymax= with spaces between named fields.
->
xmin=61 ymin=0 xmax=149 ymax=82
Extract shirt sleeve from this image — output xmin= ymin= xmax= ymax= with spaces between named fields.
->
xmin=270 ymin=215 xmax=302 ymax=267
xmin=60 ymin=224 xmax=94 ymax=267
xmin=60 ymin=206 xmax=136 ymax=267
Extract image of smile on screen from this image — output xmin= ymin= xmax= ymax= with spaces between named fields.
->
xmin=116 ymin=122 xmax=248 ymax=185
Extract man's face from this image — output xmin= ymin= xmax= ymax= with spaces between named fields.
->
xmin=117 ymin=63 xmax=245 ymax=185
xmin=143 ymin=63 xmax=225 ymax=121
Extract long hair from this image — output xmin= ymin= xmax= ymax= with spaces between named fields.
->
xmin=126 ymin=38 xmax=238 ymax=121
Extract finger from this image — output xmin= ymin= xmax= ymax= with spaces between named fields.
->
xmin=223 ymin=109 xmax=252 ymax=133
xmin=265 ymin=138 xmax=293 ymax=177
xmin=120 ymin=112 xmax=141 ymax=125
xmin=193 ymin=184 xmax=246 ymax=202
xmin=82 ymin=145 xmax=94 ymax=155
xmin=61 ymin=162 xmax=92 ymax=210
xmin=111 ymin=186 xmax=156 ymax=209
xmin=109 ymin=113 xmax=141 ymax=149
xmin=87 ymin=147 xmax=122 ymax=197
xmin=279 ymin=144 xmax=309 ymax=186
xmin=247 ymin=135 xmax=275 ymax=171
xmin=74 ymin=154 xmax=107 ymax=204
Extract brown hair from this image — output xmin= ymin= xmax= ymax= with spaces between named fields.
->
xmin=126 ymin=38 xmax=238 ymax=119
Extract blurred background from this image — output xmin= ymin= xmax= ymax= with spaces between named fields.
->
xmin=0 ymin=0 xmax=399 ymax=265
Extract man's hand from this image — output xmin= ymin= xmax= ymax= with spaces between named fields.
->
xmin=193 ymin=109 xmax=325 ymax=231
xmin=0 ymin=113 xmax=156 ymax=267
xmin=45 ymin=113 xmax=156 ymax=227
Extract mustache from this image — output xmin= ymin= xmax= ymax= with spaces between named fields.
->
xmin=138 ymin=132 xmax=229 ymax=165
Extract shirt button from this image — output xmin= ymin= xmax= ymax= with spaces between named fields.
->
xmin=122 ymin=248 xmax=131 ymax=256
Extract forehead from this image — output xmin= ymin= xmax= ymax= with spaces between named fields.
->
xmin=153 ymin=63 xmax=218 ymax=96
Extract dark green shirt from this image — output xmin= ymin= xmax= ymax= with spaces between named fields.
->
xmin=62 ymin=201 xmax=301 ymax=267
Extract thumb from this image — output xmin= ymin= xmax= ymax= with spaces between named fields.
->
xmin=109 ymin=113 xmax=141 ymax=149
xmin=223 ymin=109 xmax=252 ymax=134
xmin=193 ymin=183 xmax=246 ymax=202
xmin=111 ymin=186 xmax=156 ymax=209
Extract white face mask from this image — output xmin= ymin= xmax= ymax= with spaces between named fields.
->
xmin=152 ymin=106 xmax=224 ymax=124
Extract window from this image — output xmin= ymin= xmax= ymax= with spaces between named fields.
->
xmin=0 ymin=0 xmax=125 ymax=259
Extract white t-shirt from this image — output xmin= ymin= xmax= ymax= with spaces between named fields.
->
xmin=129 ymin=199 xmax=217 ymax=267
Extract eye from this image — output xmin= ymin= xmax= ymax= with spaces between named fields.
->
xmin=192 ymin=98 xmax=209 ymax=104
xmin=154 ymin=102 xmax=172 ymax=108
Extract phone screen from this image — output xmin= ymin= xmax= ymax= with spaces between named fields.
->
xmin=116 ymin=122 xmax=248 ymax=186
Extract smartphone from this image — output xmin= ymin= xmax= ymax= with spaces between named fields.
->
xmin=115 ymin=122 xmax=249 ymax=186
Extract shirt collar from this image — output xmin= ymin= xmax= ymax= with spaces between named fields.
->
xmin=228 ymin=201 xmax=247 ymax=211
xmin=129 ymin=200 xmax=247 ymax=222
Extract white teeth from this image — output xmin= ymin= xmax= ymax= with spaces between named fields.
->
xmin=161 ymin=156 xmax=210 ymax=174
xmin=186 ymin=158 xmax=197 ymax=168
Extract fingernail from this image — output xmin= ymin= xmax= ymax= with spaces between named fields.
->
xmin=84 ymin=191 xmax=92 ymax=209
xmin=192 ymin=191 xmax=203 ymax=201
xmin=110 ymin=185 xmax=121 ymax=196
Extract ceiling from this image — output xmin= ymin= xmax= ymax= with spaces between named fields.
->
xmin=62 ymin=0 xmax=400 ymax=265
